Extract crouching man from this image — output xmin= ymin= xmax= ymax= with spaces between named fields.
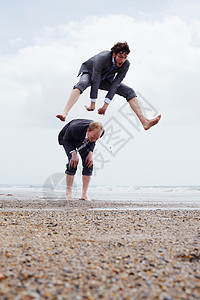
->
xmin=58 ymin=119 xmax=104 ymax=201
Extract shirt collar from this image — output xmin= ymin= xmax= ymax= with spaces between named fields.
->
xmin=112 ymin=55 xmax=116 ymax=65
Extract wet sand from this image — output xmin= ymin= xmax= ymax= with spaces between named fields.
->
xmin=0 ymin=196 xmax=200 ymax=299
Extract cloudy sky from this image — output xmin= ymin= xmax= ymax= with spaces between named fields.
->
xmin=1 ymin=0 xmax=200 ymax=186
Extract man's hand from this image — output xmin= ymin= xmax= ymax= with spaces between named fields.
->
xmin=70 ymin=151 xmax=79 ymax=168
xmin=98 ymin=102 xmax=108 ymax=115
xmin=85 ymin=151 xmax=93 ymax=168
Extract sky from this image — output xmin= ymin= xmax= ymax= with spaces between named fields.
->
xmin=0 ymin=0 xmax=200 ymax=187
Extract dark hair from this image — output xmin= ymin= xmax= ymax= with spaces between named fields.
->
xmin=111 ymin=42 xmax=130 ymax=55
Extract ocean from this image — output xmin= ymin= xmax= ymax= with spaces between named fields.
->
xmin=1 ymin=185 xmax=200 ymax=208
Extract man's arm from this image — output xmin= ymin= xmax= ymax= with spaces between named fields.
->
xmin=90 ymin=60 xmax=104 ymax=100
xmin=90 ymin=52 xmax=112 ymax=100
xmin=69 ymin=150 xmax=79 ymax=168
xmin=105 ymin=61 xmax=130 ymax=101
xmin=62 ymin=127 xmax=76 ymax=153
xmin=87 ymin=141 xmax=95 ymax=153
xmin=85 ymin=151 xmax=93 ymax=168
xmin=97 ymin=62 xmax=130 ymax=115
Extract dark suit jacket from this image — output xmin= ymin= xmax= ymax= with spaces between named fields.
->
xmin=77 ymin=50 xmax=130 ymax=100
xmin=58 ymin=119 xmax=103 ymax=154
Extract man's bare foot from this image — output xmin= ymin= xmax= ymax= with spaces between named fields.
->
xmin=98 ymin=107 xmax=106 ymax=115
xmin=56 ymin=114 xmax=67 ymax=122
xmin=84 ymin=105 xmax=95 ymax=111
xmin=66 ymin=192 xmax=74 ymax=201
xmin=79 ymin=195 xmax=92 ymax=201
xmin=143 ymin=114 xmax=161 ymax=130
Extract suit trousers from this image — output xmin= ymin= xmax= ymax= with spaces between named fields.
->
xmin=63 ymin=143 xmax=93 ymax=176
xmin=73 ymin=73 xmax=137 ymax=101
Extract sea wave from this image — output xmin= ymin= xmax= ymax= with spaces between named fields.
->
xmin=1 ymin=184 xmax=200 ymax=201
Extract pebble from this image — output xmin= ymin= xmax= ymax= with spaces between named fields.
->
xmin=0 ymin=199 xmax=200 ymax=299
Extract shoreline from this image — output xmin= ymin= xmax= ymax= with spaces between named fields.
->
xmin=1 ymin=194 xmax=200 ymax=211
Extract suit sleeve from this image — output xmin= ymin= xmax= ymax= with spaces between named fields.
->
xmin=62 ymin=127 xmax=76 ymax=153
xmin=87 ymin=142 xmax=95 ymax=152
xmin=90 ymin=56 xmax=107 ymax=99
xmin=105 ymin=62 xmax=130 ymax=100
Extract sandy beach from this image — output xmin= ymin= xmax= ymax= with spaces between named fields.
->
xmin=0 ymin=195 xmax=200 ymax=299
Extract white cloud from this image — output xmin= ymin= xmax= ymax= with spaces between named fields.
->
xmin=1 ymin=15 xmax=200 ymax=127
xmin=1 ymin=14 xmax=200 ymax=185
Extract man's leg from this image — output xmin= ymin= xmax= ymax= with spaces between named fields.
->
xmin=128 ymin=97 xmax=161 ymax=130
xmin=66 ymin=174 xmax=75 ymax=200
xmin=56 ymin=89 xmax=81 ymax=121
xmin=80 ymin=175 xmax=92 ymax=201
xmin=99 ymin=80 xmax=161 ymax=130
xmin=63 ymin=145 xmax=78 ymax=200
xmin=79 ymin=151 xmax=93 ymax=201
xmin=56 ymin=73 xmax=91 ymax=121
